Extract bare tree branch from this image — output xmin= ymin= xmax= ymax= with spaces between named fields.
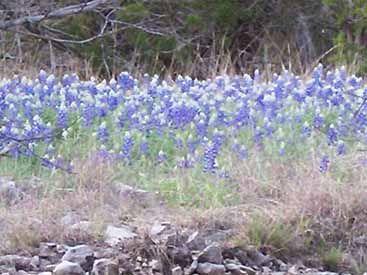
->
xmin=0 ymin=0 xmax=114 ymax=30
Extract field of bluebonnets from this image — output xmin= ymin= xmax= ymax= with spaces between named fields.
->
xmin=1 ymin=64 xmax=367 ymax=206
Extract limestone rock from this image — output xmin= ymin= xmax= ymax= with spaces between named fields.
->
xmin=196 ymin=263 xmax=226 ymax=275
xmin=186 ymin=231 xmax=207 ymax=251
xmin=225 ymin=263 xmax=249 ymax=275
xmin=186 ymin=260 xmax=198 ymax=275
xmin=38 ymin=243 xmax=59 ymax=260
xmin=91 ymin=259 xmax=119 ymax=275
xmin=167 ymin=245 xmax=192 ymax=268
xmin=60 ymin=213 xmax=80 ymax=226
xmin=116 ymin=183 xmax=157 ymax=207
xmin=0 ymin=255 xmax=31 ymax=270
xmin=238 ymin=266 xmax=256 ymax=275
xmin=61 ymin=245 xmax=94 ymax=271
xmin=53 ymin=261 xmax=85 ymax=275
xmin=245 ymin=247 xmax=271 ymax=266
xmin=198 ymin=244 xmax=223 ymax=264
xmin=172 ymin=266 xmax=183 ymax=275
xmin=105 ymin=225 xmax=137 ymax=246
xmin=0 ymin=178 xmax=21 ymax=205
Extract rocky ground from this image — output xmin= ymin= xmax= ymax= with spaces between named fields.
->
xmin=0 ymin=177 xmax=363 ymax=275
xmin=0 ymin=222 xmax=352 ymax=275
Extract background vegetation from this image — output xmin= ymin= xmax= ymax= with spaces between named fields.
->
xmin=1 ymin=0 xmax=367 ymax=78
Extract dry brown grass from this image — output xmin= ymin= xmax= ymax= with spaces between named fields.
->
xmin=220 ymin=153 xmax=367 ymax=272
xmin=0 ymin=156 xmax=176 ymax=254
xmin=1 ymin=146 xmax=367 ymax=272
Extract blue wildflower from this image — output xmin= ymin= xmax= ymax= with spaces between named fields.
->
xmin=320 ymin=155 xmax=330 ymax=173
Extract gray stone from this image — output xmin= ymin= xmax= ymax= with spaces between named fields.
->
xmin=276 ymin=260 xmax=288 ymax=272
xmin=167 ymin=245 xmax=192 ymax=268
xmin=224 ymin=264 xmax=256 ymax=275
xmin=245 ymin=247 xmax=271 ymax=266
xmin=60 ymin=213 xmax=80 ymax=226
xmin=43 ymin=264 xmax=57 ymax=272
xmin=286 ymin=265 xmax=299 ymax=275
xmin=39 ymin=243 xmax=58 ymax=259
xmin=70 ymin=221 xmax=92 ymax=233
xmin=116 ymin=184 xmax=156 ymax=207
xmin=150 ymin=221 xmax=167 ymax=235
xmin=67 ymin=221 xmax=93 ymax=239
xmin=104 ymin=225 xmax=137 ymax=246
xmin=91 ymin=259 xmax=118 ymax=275
xmin=186 ymin=260 xmax=198 ymax=275
xmin=205 ymin=230 xmax=232 ymax=243
xmin=172 ymin=266 xmax=183 ymax=275
xmin=186 ymin=231 xmax=207 ymax=251
xmin=93 ymin=248 xmax=117 ymax=259
xmin=53 ymin=261 xmax=85 ymax=275
xmin=61 ymin=245 xmax=94 ymax=271
xmin=196 ymin=263 xmax=226 ymax=275
xmin=0 ymin=179 xmax=21 ymax=205
xmin=37 ymin=272 xmax=52 ymax=275
xmin=30 ymin=256 xmax=40 ymax=270
xmin=150 ymin=259 xmax=162 ymax=272
xmin=198 ymin=244 xmax=223 ymax=264
xmin=311 ymin=273 xmax=339 ymax=275
xmin=261 ymin=266 xmax=272 ymax=273
xmin=238 ymin=266 xmax=256 ymax=275
xmin=0 ymin=265 xmax=16 ymax=274
xmin=15 ymin=271 xmax=29 ymax=275
xmin=0 ymin=255 xmax=31 ymax=270
xmin=225 ymin=264 xmax=248 ymax=275
xmin=37 ymin=258 xmax=52 ymax=269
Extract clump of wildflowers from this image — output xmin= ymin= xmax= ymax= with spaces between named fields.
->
xmin=0 ymin=66 xmax=366 ymax=175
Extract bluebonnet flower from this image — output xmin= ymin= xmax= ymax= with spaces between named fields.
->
xmin=313 ymin=114 xmax=324 ymax=130
xmin=234 ymin=103 xmax=250 ymax=127
xmin=96 ymin=147 xmax=110 ymax=161
xmin=82 ymin=104 xmax=95 ymax=127
xmin=254 ymin=69 xmax=261 ymax=85
xmin=231 ymin=143 xmax=248 ymax=160
xmin=327 ymin=124 xmax=337 ymax=145
xmin=140 ymin=141 xmax=149 ymax=155
xmin=218 ymin=170 xmax=230 ymax=179
xmin=96 ymin=106 xmax=108 ymax=118
xmin=177 ymin=156 xmax=194 ymax=168
xmin=302 ymin=122 xmax=311 ymax=138
xmin=254 ymin=127 xmax=264 ymax=144
xmin=117 ymin=112 xmax=125 ymax=128
xmin=1 ymin=65 xmax=367 ymax=174
xmin=121 ymin=132 xmax=134 ymax=162
xmin=38 ymin=70 xmax=47 ymax=83
xmin=320 ymin=155 xmax=330 ymax=173
xmin=196 ymin=120 xmax=208 ymax=138
xmin=97 ymin=122 xmax=109 ymax=142
xmin=57 ymin=109 xmax=68 ymax=129
xmin=312 ymin=64 xmax=323 ymax=81
xmin=41 ymin=155 xmax=55 ymax=169
xmin=212 ymin=130 xmax=225 ymax=148
xmin=337 ymin=142 xmax=346 ymax=155
xmin=118 ymin=72 xmax=136 ymax=91
xmin=278 ymin=141 xmax=286 ymax=156
xmin=157 ymin=150 xmax=167 ymax=164
xmin=203 ymin=141 xmax=218 ymax=173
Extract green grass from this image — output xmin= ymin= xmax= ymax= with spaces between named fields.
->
xmin=321 ymin=247 xmax=344 ymax=272
xmin=1 ymin=123 xmax=365 ymax=209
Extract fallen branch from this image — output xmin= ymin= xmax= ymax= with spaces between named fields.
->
xmin=0 ymin=0 xmax=114 ymax=30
